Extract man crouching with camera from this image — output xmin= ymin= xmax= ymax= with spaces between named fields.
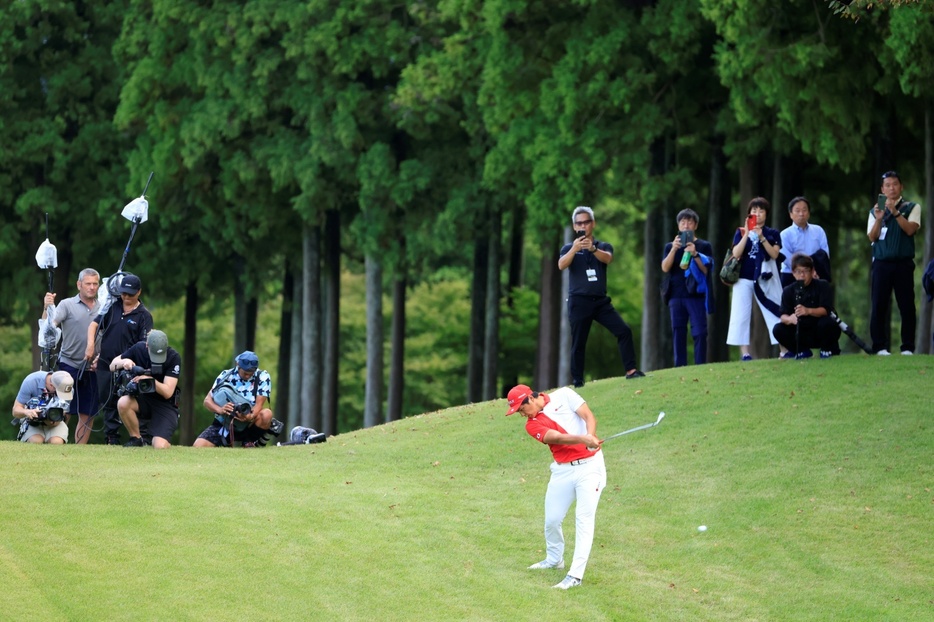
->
xmin=109 ymin=329 xmax=181 ymax=448
xmin=193 ymin=350 xmax=282 ymax=448
xmin=11 ymin=370 xmax=74 ymax=444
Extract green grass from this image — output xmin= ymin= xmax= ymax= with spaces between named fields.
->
xmin=1 ymin=355 xmax=931 ymax=621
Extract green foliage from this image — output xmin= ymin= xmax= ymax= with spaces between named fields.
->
xmin=1 ymin=357 xmax=931 ymax=620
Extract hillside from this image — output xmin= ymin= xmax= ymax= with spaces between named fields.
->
xmin=0 ymin=355 xmax=931 ymax=621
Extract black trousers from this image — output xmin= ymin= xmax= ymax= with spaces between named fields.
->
xmin=772 ymin=316 xmax=841 ymax=353
xmin=870 ymin=258 xmax=916 ymax=353
xmin=568 ymin=295 xmax=636 ymax=384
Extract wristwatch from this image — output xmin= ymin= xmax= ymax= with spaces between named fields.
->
xmin=590 ymin=245 xmax=598 ymax=253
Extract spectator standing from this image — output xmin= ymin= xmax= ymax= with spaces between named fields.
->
xmin=661 ymin=208 xmax=714 ymax=367
xmin=43 ymin=268 xmax=101 ymax=443
xmin=866 ymin=171 xmax=921 ymax=355
xmin=726 ymin=197 xmax=783 ymax=360
xmin=558 ymin=206 xmax=644 ymax=386
xmin=779 ymin=197 xmax=831 ymax=288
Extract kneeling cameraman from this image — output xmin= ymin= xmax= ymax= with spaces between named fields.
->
xmin=773 ymin=253 xmax=841 ymax=359
xmin=194 ymin=350 xmax=281 ymax=448
xmin=110 ymin=329 xmax=181 ymax=448
xmin=11 ymin=370 xmax=74 ymax=444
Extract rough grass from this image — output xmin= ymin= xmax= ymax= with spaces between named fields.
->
xmin=1 ymin=355 xmax=931 ymax=621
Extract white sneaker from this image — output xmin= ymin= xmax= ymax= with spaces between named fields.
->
xmin=552 ymin=575 xmax=582 ymax=590
xmin=901 ymin=350 xmax=913 ymax=355
xmin=528 ymin=559 xmax=564 ymax=570
xmin=876 ymin=349 xmax=891 ymax=356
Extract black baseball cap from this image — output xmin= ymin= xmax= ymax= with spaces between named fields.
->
xmin=118 ymin=274 xmax=142 ymax=295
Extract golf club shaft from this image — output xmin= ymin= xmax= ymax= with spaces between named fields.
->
xmin=601 ymin=412 xmax=665 ymax=443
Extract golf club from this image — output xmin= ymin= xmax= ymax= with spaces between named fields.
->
xmin=600 ymin=411 xmax=665 ymax=443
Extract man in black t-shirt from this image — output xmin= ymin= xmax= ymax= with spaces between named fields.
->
xmin=87 ymin=273 xmax=153 ymax=445
xmin=773 ymin=254 xmax=841 ymax=359
xmin=558 ymin=206 xmax=643 ymax=387
xmin=109 ymin=329 xmax=181 ymax=448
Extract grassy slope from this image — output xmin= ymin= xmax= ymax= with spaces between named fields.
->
xmin=0 ymin=356 xmax=931 ymax=622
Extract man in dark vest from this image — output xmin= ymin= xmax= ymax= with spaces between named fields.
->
xmin=866 ymin=171 xmax=921 ymax=355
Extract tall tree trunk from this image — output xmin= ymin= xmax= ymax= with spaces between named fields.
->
xmin=322 ymin=209 xmax=340 ymax=435
xmin=500 ymin=202 xmax=526 ymax=394
xmin=558 ymin=229 xmax=572 ymax=386
xmin=535 ymin=232 xmax=562 ymax=390
xmin=234 ymin=253 xmax=247 ymax=357
xmin=276 ymin=263 xmax=293 ymax=427
xmin=179 ymin=281 xmax=198 ymax=446
xmin=387 ymin=276 xmax=406 ymax=422
xmin=707 ymin=139 xmax=730 ymax=363
xmin=302 ymin=224 xmax=322 ymax=429
xmin=770 ymin=152 xmax=784 ymax=230
xmin=482 ymin=209 xmax=501 ymax=400
xmin=288 ymin=272 xmax=303 ymax=430
xmin=643 ymin=137 xmax=669 ymax=372
xmin=507 ymin=202 xmax=526 ymax=295
xmin=364 ymin=254 xmax=383 ymax=428
xmin=467 ymin=234 xmax=488 ymax=402
xmin=918 ymin=104 xmax=934 ymax=354
xmin=245 ymin=298 xmax=257 ymax=352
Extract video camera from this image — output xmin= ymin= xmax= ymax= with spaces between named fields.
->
xmin=23 ymin=397 xmax=67 ymax=426
xmin=116 ymin=365 xmax=156 ymax=398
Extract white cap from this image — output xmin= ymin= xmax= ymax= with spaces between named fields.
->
xmin=50 ymin=371 xmax=74 ymax=401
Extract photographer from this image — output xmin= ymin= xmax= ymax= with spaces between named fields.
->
xmin=194 ymin=351 xmax=281 ymax=448
xmin=773 ymin=254 xmax=841 ymax=359
xmin=11 ymin=370 xmax=74 ymax=444
xmin=661 ymin=209 xmax=714 ymax=367
xmin=109 ymin=329 xmax=181 ymax=448
xmin=558 ymin=206 xmax=644 ymax=387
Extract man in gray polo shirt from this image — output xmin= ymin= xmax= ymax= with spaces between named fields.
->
xmin=43 ymin=267 xmax=101 ymax=443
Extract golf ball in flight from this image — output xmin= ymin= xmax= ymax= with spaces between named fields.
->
xmin=697 ymin=525 xmax=707 ymax=532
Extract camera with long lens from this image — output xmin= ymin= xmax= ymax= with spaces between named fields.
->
xmin=23 ymin=397 xmax=67 ymax=426
xmin=234 ymin=402 xmax=252 ymax=416
xmin=116 ymin=366 xmax=156 ymax=398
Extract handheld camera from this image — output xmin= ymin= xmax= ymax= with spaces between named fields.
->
xmin=24 ymin=397 xmax=67 ymax=425
xmin=116 ymin=366 xmax=156 ymax=398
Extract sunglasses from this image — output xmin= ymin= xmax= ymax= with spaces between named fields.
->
xmin=881 ymin=170 xmax=899 ymax=180
xmin=574 ymin=219 xmax=592 ymax=226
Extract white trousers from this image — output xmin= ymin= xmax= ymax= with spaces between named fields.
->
xmin=542 ymin=450 xmax=606 ymax=580
xmin=726 ymin=278 xmax=780 ymax=346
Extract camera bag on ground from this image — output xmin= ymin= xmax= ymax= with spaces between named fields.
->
xmin=719 ymin=248 xmax=741 ymax=286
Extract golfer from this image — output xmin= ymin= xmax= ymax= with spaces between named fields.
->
xmin=506 ymin=384 xmax=606 ymax=590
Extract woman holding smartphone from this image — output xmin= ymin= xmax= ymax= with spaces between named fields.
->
xmin=726 ymin=197 xmax=783 ymax=361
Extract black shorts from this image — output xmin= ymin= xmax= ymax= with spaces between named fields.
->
xmin=58 ymin=362 xmax=99 ymax=416
xmin=197 ymin=420 xmax=266 ymax=447
xmin=135 ymin=396 xmax=179 ymax=441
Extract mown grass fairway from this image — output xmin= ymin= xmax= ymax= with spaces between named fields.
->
xmin=1 ymin=355 xmax=931 ymax=621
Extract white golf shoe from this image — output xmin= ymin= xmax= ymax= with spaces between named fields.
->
xmin=527 ymin=559 xmax=564 ymax=570
xmin=552 ymin=575 xmax=582 ymax=590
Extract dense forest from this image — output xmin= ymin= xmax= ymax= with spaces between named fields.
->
xmin=2 ymin=0 xmax=932 ymax=442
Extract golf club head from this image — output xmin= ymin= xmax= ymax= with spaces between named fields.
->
xmin=656 ymin=411 xmax=666 ymax=425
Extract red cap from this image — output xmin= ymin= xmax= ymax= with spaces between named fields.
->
xmin=505 ymin=384 xmax=533 ymax=415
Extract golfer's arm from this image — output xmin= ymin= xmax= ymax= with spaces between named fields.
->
xmin=575 ymin=405 xmax=597 ymax=436
xmin=541 ymin=430 xmax=591 ymax=445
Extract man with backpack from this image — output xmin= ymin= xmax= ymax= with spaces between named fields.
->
xmin=193 ymin=351 xmax=282 ymax=447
